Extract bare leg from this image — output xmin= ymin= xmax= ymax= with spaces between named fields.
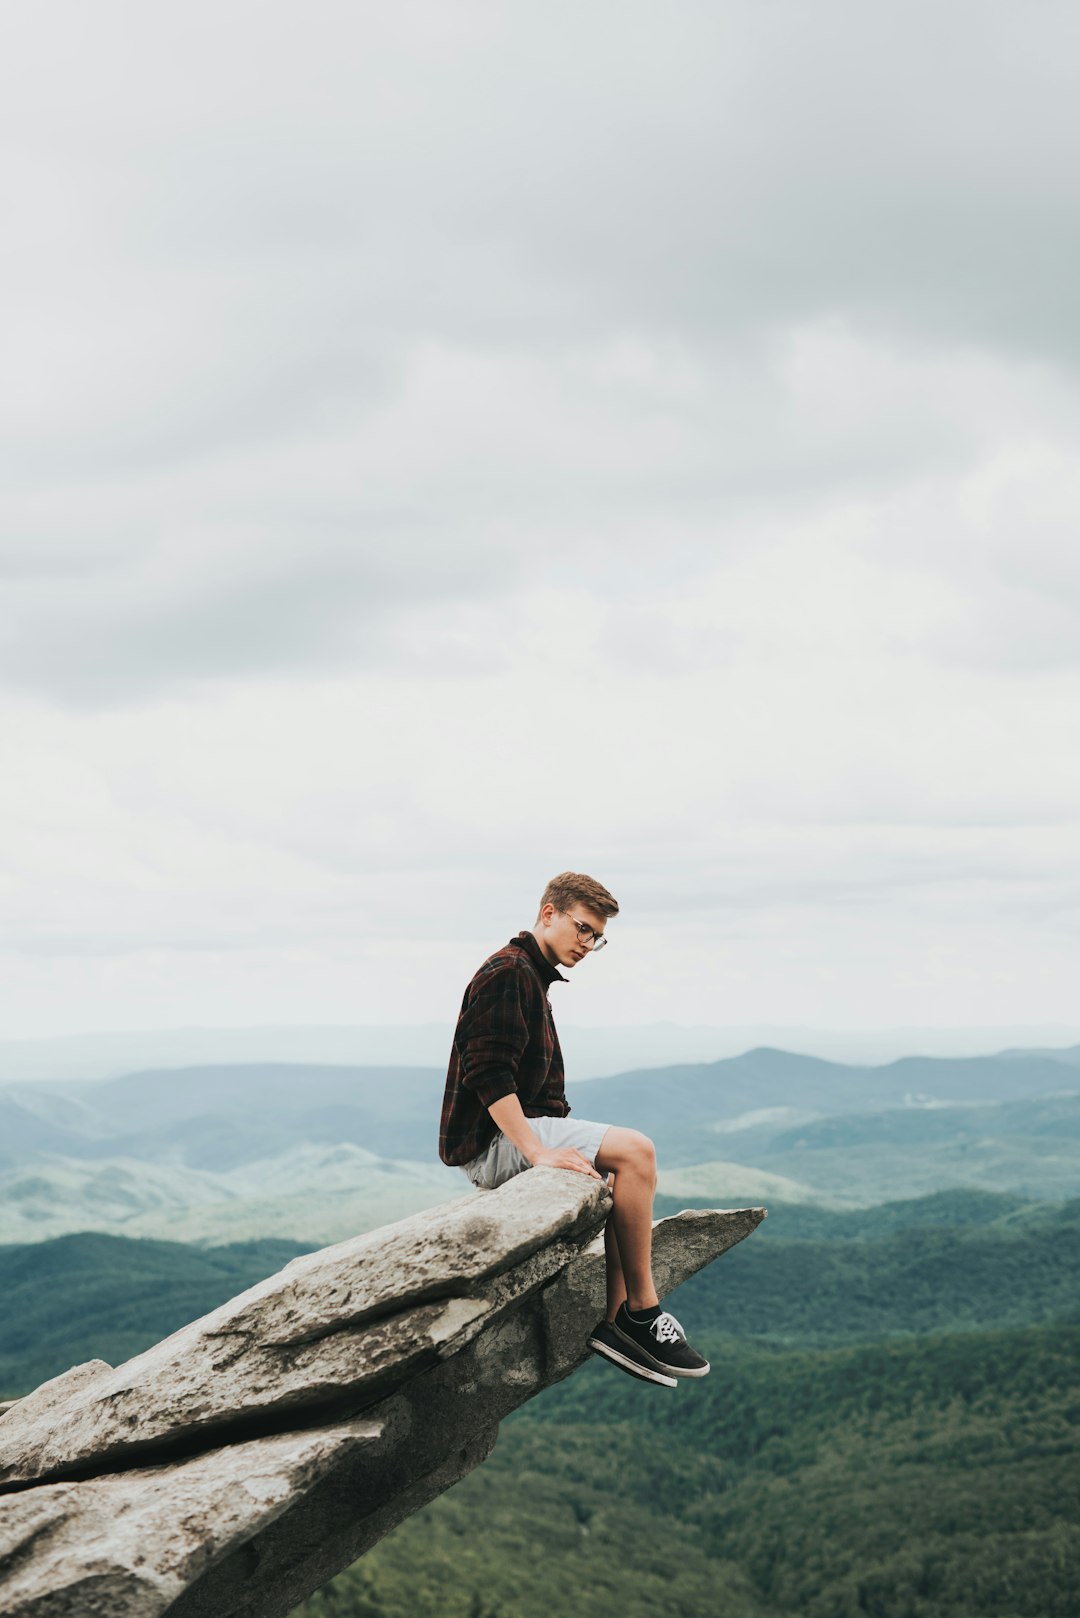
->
xmin=595 ymin=1127 xmax=659 ymax=1320
xmin=603 ymin=1188 xmax=627 ymax=1320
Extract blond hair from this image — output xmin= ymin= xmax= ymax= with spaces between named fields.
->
xmin=537 ymin=871 xmax=620 ymax=924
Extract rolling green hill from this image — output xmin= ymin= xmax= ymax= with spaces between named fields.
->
xmin=6 ymin=1046 xmax=1078 ymax=1174
xmin=0 ymin=1143 xmax=461 ymax=1248
xmin=296 ymin=1325 xmax=1080 ymax=1618
xmin=664 ymin=1201 xmax=1080 ymax=1344
xmin=3 ymin=1190 xmax=1076 ymax=1398
xmin=0 ymin=1232 xmax=311 ymax=1395
xmin=653 ymin=1186 xmax=1044 ymax=1236
xmin=3 ymin=1048 xmax=1079 ymax=1245
xmin=5 ymin=1190 xmax=1079 ymax=1618
xmin=291 ymin=1193 xmax=1080 ymax=1618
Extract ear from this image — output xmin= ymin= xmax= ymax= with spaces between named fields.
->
xmin=539 ymin=902 xmax=557 ymax=926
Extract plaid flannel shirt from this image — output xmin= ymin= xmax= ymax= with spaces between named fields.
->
xmin=438 ymin=931 xmax=569 ymax=1166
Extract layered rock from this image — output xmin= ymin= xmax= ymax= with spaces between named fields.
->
xmin=0 ymin=1169 xmax=765 ymax=1618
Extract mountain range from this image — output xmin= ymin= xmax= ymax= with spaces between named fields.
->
xmin=1 ymin=1044 xmax=1077 ymax=1245
xmin=6 ymin=1021 xmax=1080 ymax=1085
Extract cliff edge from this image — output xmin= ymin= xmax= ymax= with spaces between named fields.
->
xmin=0 ymin=1170 xmax=765 ymax=1618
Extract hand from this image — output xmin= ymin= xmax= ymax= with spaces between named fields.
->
xmin=528 ymin=1145 xmax=603 ymax=1180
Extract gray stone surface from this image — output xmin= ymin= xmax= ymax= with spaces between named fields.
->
xmin=0 ymin=1419 xmax=390 ymax=1618
xmin=0 ymin=1363 xmax=109 ymax=1436
xmin=0 ymin=1170 xmax=611 ymax=1488
xmin=0 ymin=1169 xmax=765 ymax=1618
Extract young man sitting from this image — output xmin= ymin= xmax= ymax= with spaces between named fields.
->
xmin=438 ymin=871 xmax=709 ymax=1388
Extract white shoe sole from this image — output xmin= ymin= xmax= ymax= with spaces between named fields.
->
xmin=612 ymin=1324 xmax=711 ymax=1379
xmin=588 ymin=1335 xmax=678 ymax=1388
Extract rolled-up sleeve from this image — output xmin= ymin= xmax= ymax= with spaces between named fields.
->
xmin=456 ymin=968 xmax=530 ymax=1109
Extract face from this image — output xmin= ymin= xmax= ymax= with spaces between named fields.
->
xmin=535 ymin=901 xmax=608 ymax=968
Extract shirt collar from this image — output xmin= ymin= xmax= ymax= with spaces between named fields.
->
xmin=510 ymin=929 xmax=567 ymax=986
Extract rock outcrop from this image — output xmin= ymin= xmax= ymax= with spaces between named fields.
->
xmin=0 ymin=1170 xmax=765 ymax=1618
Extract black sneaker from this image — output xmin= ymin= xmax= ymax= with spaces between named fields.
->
xmin=612 ymin=1303 xmax=710 ymax=1379
xmin=587 ymin=1320 xmax=678 ymax=1388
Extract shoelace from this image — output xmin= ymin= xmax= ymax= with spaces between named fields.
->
xmin=650 ymin=1311 xmax=684 ymax=1345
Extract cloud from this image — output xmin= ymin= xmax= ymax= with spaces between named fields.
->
xmin=6 ymin=2 xmax=1080 ymax=457
xmin=5 ymin=320 xmax=1079 ymax=704
xmin=0 ymin=521 xmax=523 ymax=704
xmin=1 ymin=1 xmax=1078 ymax=1035
xmin=3 ymin=1 xmax=1079 ymax=709
xmin=11 ymin=0 xmax=1065 ymax=368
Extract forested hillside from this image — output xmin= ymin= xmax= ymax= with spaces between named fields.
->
xmin=291 ymin=1190 xmax=1080 ymax=1618
xmin=296 ymin=1326 xmax=1078 ymax=1618
xmin=4 ymin=1191 xmax=1078 ymax=1618
xmin=0 ymin=1233 xmax=311 ymax=1394
xmin=2 ymin=1190 xmax=1070 ymax=1396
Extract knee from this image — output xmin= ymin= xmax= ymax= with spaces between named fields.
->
xmin=598 ymin=1127 xmax=657 ymax=1185
xmin=627 ymin=1130 xmax=656 ymax=1184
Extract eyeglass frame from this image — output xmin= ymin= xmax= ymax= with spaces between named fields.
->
xmin=560 ymin=910 xmax=608 ymax=951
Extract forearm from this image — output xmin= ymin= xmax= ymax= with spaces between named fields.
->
xmin=487 ymin=1093 xmax=543 ymax=1162
xmin=487 ymin=1093 xmax=601 ymax=1181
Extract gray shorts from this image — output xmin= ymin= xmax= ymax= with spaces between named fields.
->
xmin=461 ymin=1115 xmax=611 ymax=1191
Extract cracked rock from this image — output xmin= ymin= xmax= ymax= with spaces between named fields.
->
xmin=0 ymin=1169 xmax=765 ymax=1618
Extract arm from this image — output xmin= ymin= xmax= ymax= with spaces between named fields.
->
xmin=487 ymin=1092 xmax=602 ymax=1179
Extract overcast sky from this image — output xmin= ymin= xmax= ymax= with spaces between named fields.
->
xmin=2 ymin=0 xmax=1078 ymax=1044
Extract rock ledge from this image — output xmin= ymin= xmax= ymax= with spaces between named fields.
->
xmin=0 ymin=1170 xmax=764 ymax=1618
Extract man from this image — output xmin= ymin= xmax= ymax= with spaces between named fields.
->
xmin=439 ymin=871 xmax=709 ymax=1388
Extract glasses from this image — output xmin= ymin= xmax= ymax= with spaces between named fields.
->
xmin=562 ymin=911 xmax=608 ymax=951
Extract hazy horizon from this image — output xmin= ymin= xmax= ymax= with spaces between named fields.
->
xmin=4 ymin=1017 xmax=1080 ymax=1088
